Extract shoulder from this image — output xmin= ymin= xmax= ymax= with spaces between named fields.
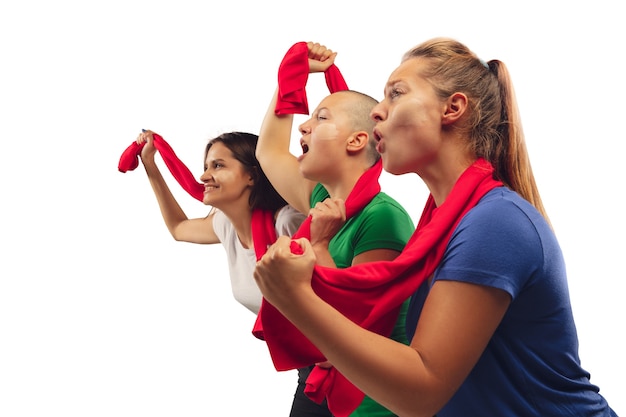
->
xmin=275 ymin=205 xmax=306 ymax=222
xmin=349 ymin=192 xmax=414 ymax=246
xmin=274 ymin=205 xmax=307 ymax=236
xmin=211 ymin=209 xmax=233 ymax=240
xmin=211 ymin=208 xmax=227 ymax=225
xmin=460 ymin=187 xmax=545 ymax=239
xmin=437 ymin=187 xmax=560 ymax=297
xmin=310 ymin=183 xmax=330 ymax=206
xmin=364 ymin=192 xmax=414 ymax=222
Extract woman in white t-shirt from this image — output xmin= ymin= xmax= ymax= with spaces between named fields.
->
xmin=136 ymin=130 xmax=306 ymax=314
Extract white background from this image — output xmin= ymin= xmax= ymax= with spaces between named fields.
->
xmin=1 ymin=0 xmax=623 ymax=415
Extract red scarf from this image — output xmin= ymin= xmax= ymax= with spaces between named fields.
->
xmin=118 ymin=133 xmax=205 ymax=202
xmin=275 ymin=42 xmax=348 ymax=115
xmin=118 ymin=40 xmax=347 ymax=208
xmin=252 ymin=159 xmax=502 ymax=417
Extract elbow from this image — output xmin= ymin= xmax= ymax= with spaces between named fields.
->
xmin=255 ymin=146 xmax=269 ymax=169
xmin=169 ymin=228 xmax=184 ymax=242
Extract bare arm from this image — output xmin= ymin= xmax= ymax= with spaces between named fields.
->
xmin=254 ymin=237 xmax=510 ymax=417
xmin=256 ymin=89 xmax=315 ymax=213
xmin=255 ymin=90 xmax=316 ymax=214
xmin=138 ymin=130 xmax=218 ymax=244
xmin=255 ymin=42 xmax=339 ymax=214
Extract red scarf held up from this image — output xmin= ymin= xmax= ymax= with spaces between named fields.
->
xmin=119 ymin=134 xmax=283 ymax=269
xmin=119 ymin=133 xmax=283 ymax=261
xmin=275 ymin=41 xmax=348 ymax=115
xmin=118 ymin=41 xmax=347 ymax=199
xmin=118 ymin=133 xmax=205 ymax=202
xmin=252 ymin=159 xmax=502 ymax=417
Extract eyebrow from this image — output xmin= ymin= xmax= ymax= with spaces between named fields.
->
xmin=313 ymin=106 xmax=330 ymax=115
xmin=205 ymin=157 xmax=226 ymax=165
xmin=385 ymin=78 xmax=402 ymax=89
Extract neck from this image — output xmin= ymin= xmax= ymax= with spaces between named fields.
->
xmin=221 ymin=205 xmax=254 ymax=249
xmin=419 ymin=155 xmax=476 ymax=206
xmin=321 ymin=164 xmax=368 ymax=200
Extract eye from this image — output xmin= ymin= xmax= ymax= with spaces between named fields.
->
xmin=316 ymin=109 xmax=329 ymax=121
xmin=389 ymin=87 xmax=402 ymax=99
xmin=213 ymin=162 xmax=224 ymax=169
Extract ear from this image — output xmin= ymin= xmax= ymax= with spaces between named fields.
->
xmin=346 ymin=131 xmax=369 ymax=153
xmin=441 ymin=92 xmax=468 ymax=126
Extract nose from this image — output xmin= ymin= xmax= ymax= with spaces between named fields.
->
xmin=298 ymin=119 xmax=311 ymax=136
xmin=370 ymin=101 xmax=385 ymax=123
xmin=199 ymin=167 xmax=212 ymax=182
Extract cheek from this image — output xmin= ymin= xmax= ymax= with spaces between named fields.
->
xmin=312 ymin=123 xmax=340 ymax=142
xmin=388 ymin=104 xmax=421 ymax=132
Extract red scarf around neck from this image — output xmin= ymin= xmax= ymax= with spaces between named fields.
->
xmin=252 ymin=159 xmax=502 ymax=417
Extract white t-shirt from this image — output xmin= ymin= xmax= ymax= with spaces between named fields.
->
xmin=212 ymin=205 xmax=306 ymax=314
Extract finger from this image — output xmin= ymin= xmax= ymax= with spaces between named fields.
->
xmin=320 ymin=49 xmax=334 ymax=62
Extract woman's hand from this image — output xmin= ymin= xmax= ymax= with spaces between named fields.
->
xmin=253 ymin=236 xmax=317 ymax=310
xmin=307 ymin=42 xmax=337 ymax=73
xmin=308 ymin=197 xmax=346 ymax=267
xmin=136 ymin=129 xmax=157 ymax=162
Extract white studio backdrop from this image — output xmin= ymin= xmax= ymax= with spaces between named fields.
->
xmin=0 ymin=0 xmax=623 ymax=415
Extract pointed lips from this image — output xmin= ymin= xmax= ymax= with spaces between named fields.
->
xmin=373 ymin=127 xmax=384 ymax=153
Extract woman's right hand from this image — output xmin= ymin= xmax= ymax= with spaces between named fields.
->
xmin=307 ymin=42 xmax=337 ymax=73
xmin=253 ymin=236 xmax=318 ymax=310
xmin=137 ymin=129 xmax=157 ymax=162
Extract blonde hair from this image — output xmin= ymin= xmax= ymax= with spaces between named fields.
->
xmin=403 ymin=37 xmax=550 ymax=225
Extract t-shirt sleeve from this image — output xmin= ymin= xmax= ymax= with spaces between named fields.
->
xmin=352 ymin=195 xmax=415 ymax=256
xmin=211 ymin=209 xmax=228 ymax=243
xmin=274 ymin=205 xmax=307 ymax=237
xmin=433 ymin=196 xmax=542 ymax=298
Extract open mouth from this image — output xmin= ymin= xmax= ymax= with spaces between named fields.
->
xmin=373 ymin=128 xmax=382 ymax=143
xmin=301 ymin=143 xmax=309 ymax=154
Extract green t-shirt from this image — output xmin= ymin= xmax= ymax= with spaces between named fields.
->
xmin=310 ymin=183 xmax=413 ymax=417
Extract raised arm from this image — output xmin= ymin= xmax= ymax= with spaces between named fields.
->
xmin=255 ymin=42 xmax=339 ymax=214
xmin=138 ymin=130 xmax=218 ymax=244
xmin=255 ymin=90 xmax=315 ymax=214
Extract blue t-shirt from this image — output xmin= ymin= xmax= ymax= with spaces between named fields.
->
xmin=406 ymin=187 xmax=616 ymax=417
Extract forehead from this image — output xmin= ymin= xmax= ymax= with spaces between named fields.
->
xmin=314 ymin=92 xmax=352 ymax=114
xmin=205 ymin=141 xmax=234 ymax=160
xmin=387 ymin=57 xmax=424 ymax=86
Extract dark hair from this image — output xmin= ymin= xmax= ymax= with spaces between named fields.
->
xmin=205 ymin=132 xmax=288 ymax=212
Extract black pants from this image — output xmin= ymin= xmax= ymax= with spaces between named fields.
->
xmin=289 ymin=366 xmax=333 ymax=417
